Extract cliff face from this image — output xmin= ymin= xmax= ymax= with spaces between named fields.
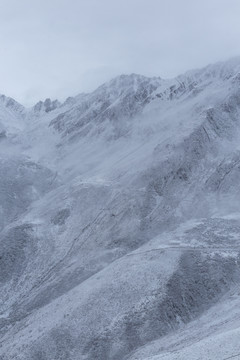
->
xmin=1 ymin=59 xmax=240 ymax=360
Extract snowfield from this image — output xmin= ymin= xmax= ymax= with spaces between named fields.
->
xmin=1 ymin=58 xmax=240 ymax=359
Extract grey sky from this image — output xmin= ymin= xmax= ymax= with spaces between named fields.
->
xmin=0 ymin=0 xmax=240 ymax=106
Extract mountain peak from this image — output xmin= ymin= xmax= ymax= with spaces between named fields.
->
xmin=33 ymin=98 xmax=61 ymax=114
xmin=0 ymin=94 xmax=25 ymax=114
xmin=101 ymin=72 xmax=162 ymax=89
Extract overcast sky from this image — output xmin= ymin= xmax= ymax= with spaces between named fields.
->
xmin=0 ymin=0 xmax=240 ymax=106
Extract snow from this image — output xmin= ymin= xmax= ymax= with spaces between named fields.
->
xmin=1 ymin=58 xmax=240 ymax=359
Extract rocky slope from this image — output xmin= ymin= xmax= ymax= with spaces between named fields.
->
xmin=1 ymin=58 xmax=240 ymax=359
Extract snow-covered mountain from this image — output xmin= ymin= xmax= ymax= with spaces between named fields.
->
xmin=1 ymin=58 xmax=240 ymax=360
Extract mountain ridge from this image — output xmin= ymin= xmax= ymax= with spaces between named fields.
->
xmin=1 ymin=56 xmax=240 ymax=112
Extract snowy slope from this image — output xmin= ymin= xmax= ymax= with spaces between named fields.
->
xmin=1 ymin=58 xmax=240 ymax=359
